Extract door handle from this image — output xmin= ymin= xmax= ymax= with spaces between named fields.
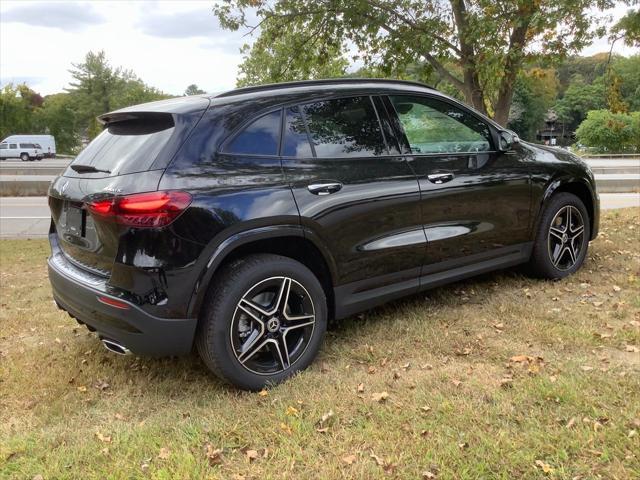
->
xmin=427 ymin=173 xmax=454 ymax=184
xmin=307 ymin=182 xmax=343 ymax=195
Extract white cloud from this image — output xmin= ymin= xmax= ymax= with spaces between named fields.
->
xmin=2 ymin=1 xmax=105 ymax=32
xmin=0 ymin=0 xmax=246 ymax=96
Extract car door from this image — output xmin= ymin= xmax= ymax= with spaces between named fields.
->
xmin=281 ymin=95 xmax=426 ymax=310
xmin=385 ymin=94 xmax=531 ymax=273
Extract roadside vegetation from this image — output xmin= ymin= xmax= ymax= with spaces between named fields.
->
xmin=1 ymin=208 xmax=638 ymax=479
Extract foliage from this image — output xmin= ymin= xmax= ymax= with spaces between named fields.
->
xmin=215 ymin=0 xmax=616 ymax=125
xmin=611 ymin=8 xmax=640 ymax=47
xmin=66 ymin=51 xmax=170 ymax=141
xmin=575 ymin=109 xmax=640 ymax=153
xmin=507 ymin=68 xmax=558 ymax=141
xmin=0 ymin=84 xmax=37 ymax=141
xmin=553 ymin=75 xmax=607 ymax=132
xmin=33 ymin=94 xmax=78 ymax=154
xmin=184 ymin=84 xmax=206 ymax=95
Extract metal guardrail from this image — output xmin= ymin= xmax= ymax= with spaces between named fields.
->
xmin=580 ymin=154 xmax=640 ymax=159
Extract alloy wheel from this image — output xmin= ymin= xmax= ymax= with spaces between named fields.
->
xmin=547 ymin=205 xmax=585 ymax=271
xmin=230 ymin=276 xmax=316 ymax=375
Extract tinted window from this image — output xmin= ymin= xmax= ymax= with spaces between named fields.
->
xmin=20 ymin=143 xmax=35 ymax=148
xmin=225 ymin=110 xmax=281 ymax=156
xmin=9 ymin=144 xmax=16 ymax=149
xmin=390 ymin=96 xmax=492 ymax=154
xmin=282 ymin=106 xmax=312 ymax=157
xmin=71 ymin=114 xmax=175 ymax=176
xmin=301 ymin=96 xmax=387 ymax=158
xmin=0 ymin=144 xmax=6 ymax=150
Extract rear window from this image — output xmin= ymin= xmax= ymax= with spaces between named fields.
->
xmin=70 ymin=115 xmax=175 ymax=176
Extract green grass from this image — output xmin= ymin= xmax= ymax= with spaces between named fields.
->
xmin=1 ymin=209 xmax=639 ymax=479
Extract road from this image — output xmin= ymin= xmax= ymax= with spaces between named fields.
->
xmin=1 ymin=194 xmax=638 ymax=239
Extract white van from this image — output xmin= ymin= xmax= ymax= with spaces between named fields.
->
xmin=0 ymin=141 xmax=43 ymax=161
xmin=0 ymin=135 xmax=56 ymax=158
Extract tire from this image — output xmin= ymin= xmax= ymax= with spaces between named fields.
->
xmin=527 ymin=192 xmax=590 ymax=279
xmin=20 ymin=153 xmax=29 ymax=162
xmin=196 ymin=254 xmax=327 ymax=390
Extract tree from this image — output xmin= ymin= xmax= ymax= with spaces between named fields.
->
xmin=575 ymin=109 xmax=639 ymax=153
xmin=611 ymin=8 xmax=640 ymax=47
xmin=184 ymin=84 xmax=206 ymax=95
xmin=508 ymin=68 xmax=557 ymax=141
xmin=0 ymin=84 xmax=37 ymax=140
xmin=553 ymin=75 xmax=606 ymax=133
xmin=215 ymin=0 xmax=616 ymax=125
xmin=66 ymin=51 xmax=169 ymax=140
xmin=34 ymin=94 xmax=78 ymax=153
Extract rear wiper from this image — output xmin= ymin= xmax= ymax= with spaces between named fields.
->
xmin=70 ymin=164 xmax=111 ymax=174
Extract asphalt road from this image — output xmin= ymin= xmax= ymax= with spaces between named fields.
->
xmin=1 ymin=193 xmax=638 ymax=239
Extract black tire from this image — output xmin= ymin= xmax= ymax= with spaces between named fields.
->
xmin=20 ymin=153 xmax=29 ymax=162
xmin=196 ymin=254 xmax=327 ymax=390
xmin=527 ymin=192 xmax=590 ymax=279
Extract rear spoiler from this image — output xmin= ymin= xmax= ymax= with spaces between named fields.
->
xmin=98 ymin=111 xmax=173 ymax=126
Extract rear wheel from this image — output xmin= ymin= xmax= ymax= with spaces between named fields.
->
xmin=196 ymin=254 xmax=327 ymax=390
xmin=527 ymin=192 xmax=590 ymax=279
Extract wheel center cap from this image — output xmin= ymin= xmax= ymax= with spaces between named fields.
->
xmin=562 ymin=233 xmax=568 ymax=243
xmin=267 ymin=317 xmax=281 ymax=333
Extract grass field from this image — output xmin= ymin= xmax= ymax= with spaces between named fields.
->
xmin=1 ymin=208 xmax=639 ymax=479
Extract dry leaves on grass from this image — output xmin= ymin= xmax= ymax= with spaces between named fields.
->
xmin=534 ymin=460 xmax=555 ymax=474
xmin=95 ymin=432 xmax=111 ymax=443
xmin=204 ymin=443 xmax=223 ymax=466
xmin=158 ymin=447 xmax=170 ymax=460
xmin=316 ymin=409 xmax=334 ymax=433
xmin=370 ymin=450 xmax=396 ymax=473
xmin=371 ymin=391 xmax=389 ymax=403
xmin=342 ymin=454 xmax=357 ymax=465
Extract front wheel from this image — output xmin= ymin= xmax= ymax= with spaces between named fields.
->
xmin=20 ymin=153 xmax=29 ymax=162
xmin=196 ymin=254 xmax=327 ymax=390
xmin=527 ymin=192 xmax=590 ymax=279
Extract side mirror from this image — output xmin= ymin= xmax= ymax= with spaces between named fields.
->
xmin=498 ymin=130 xmax=519 ymax=152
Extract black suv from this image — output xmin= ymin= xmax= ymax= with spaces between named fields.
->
xmin=48 ymin=79 xmax=599 ymax=389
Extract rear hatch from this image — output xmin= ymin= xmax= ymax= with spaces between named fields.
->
xmin=49 ymin=100 xmax=207 ymax=275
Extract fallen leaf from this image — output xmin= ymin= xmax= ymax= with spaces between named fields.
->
xmin=420 ymin=405 xmax=432 ymax=413
xmin=77 ymin=386 xmax=87 ymax=392
xmin=625 ymin=345 xmax=639 ymax=353
xmin=95 ymin=431 xmax=111 ymax=443
xmin=368 ymin=366 xmax=377 ymax=374
xmin=204 ymin=444 xmax=223 ymax=465
xmin=257 ymin=389 xmax=268 ymax=397
xmin=613 ymin=285 xmax=621 ymax=292
xmin=422 ymin=471 xmax=437 ymax=479
xmin=280 ymin=422 xmax=292 ymax=435
xmin=581 ymin=365 xmax=594 ymax=371
xmin=158 ymin=447 xmax=170 ymax=460
xmin=342 ymin=454 xmax=357 ymax=465
xmin=534 ymin=460 xmax=554 ymax=474
xmin=245 ymin=449 xmax=259 ymax=462
xmin=371 ymin=391 xmax=389 ymax=402
xmin=357 ymin=383 xmax=365 ymax=393
xmin=285 ymin=406 xmax=299 ymax=417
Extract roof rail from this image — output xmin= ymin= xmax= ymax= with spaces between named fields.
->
xmin=215 ymin=78 xmax=435 ymax=98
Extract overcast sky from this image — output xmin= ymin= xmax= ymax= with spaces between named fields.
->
xmin=0 ymin=0 xmax=637 ymax=97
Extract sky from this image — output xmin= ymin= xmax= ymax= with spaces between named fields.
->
xmin=0 ymin=0 xmax=637 ymax=97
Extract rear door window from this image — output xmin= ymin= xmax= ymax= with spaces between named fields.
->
xmin=71 ymin=114 xmax=175 ymax=176
xmin=224 ymin=110 xmax=282 ymax=156
xmin=300 ymin=96 xmax=387 ymax=158
xmin=282 ymin=106 xmax=312 ymax=157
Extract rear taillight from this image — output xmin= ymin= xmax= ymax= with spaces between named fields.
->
xmin=87 ymin=191 xmax=192 ymax=228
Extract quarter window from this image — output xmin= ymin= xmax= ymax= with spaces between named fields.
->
xmin=301 ymin=96 xmax=387 ymax=158
xmin=389 ymin=96 xmax=492 ymax=154
xmin=225 ymin=110 xmax=282 ymax=156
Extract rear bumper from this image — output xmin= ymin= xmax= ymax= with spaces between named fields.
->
xmin=48 ymin=241 xmax=197 ymax=357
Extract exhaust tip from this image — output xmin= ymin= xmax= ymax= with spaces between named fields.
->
xmin=101 ymin=338 xmax=131 ymax=356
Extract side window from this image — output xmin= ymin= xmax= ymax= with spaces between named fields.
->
xmin=389 ymin=95 xmax=492 ymax=154
xmin=301 ymin=96 xmax=387 ymax=158
xmin=224 ymin=109 xmax=282 ymax=156
xmin=282 ymin=106 xmax=313 ymax=157
xmin=0 ymin=144 xmax=7 ymax=150
xmin=9 ymin=144 xmax=17 ymax=149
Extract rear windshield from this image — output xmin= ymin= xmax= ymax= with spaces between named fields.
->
xmin=70 ymin=115 xmax=175 ymax=176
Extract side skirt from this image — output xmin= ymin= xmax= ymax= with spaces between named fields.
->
xmin=334 ymin=242 xmax=533 ymax=319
